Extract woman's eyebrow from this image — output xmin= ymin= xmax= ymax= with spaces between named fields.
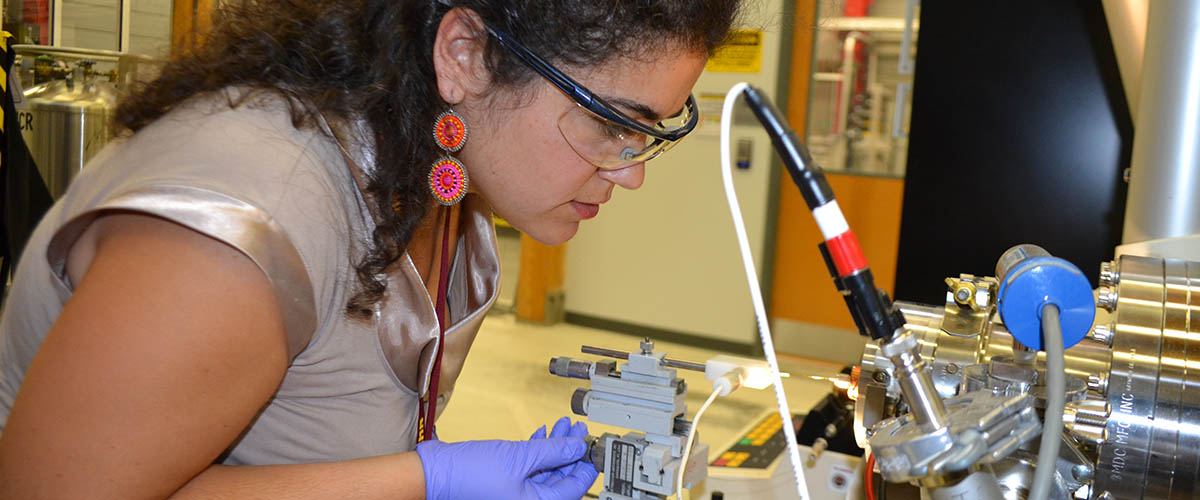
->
xmin=603 ymin=95 xmax=663 ymax=122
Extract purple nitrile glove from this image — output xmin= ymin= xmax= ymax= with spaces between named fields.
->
xmin=529 ymin=417 xmax=597 ymax=487
xmin=415 ymin=428 xmax=594 ymax=500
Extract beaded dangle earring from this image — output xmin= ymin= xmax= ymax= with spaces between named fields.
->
xmin=429 ymin=109 xmax=469 ymax=205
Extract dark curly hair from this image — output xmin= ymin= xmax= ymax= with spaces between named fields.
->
xmin=114 ymin=0 xmax=741 ymax=319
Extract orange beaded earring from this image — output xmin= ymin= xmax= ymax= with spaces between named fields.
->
xmin=429 ymin=109 xmax=469 ymax=205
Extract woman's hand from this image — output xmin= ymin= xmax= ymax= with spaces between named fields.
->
xmin=416 ymin=419 xmax=596 ymax=500
xmin=528 ymin=417 xmax=598 ymax=488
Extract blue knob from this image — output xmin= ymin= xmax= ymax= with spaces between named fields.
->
xmin=995 ymin=245 xmax=1096 ymax=351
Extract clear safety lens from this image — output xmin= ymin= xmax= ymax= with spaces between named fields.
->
xmin=558 ymin=103 xmax=693 ymax=170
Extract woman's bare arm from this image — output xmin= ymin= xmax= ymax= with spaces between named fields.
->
xmin=175 ymin=453 xmax=424 ymax=499
xmin=0 ymin=214 xmax=424 ymax=499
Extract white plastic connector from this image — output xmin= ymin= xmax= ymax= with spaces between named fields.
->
xmin=706 ymin=355 xmax=774 ymax=395
xmin=712 ymin=367 xmax=746 ymax=396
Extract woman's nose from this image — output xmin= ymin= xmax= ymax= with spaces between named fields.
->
xmin=597 ymin=162 xmax=646 ymax=190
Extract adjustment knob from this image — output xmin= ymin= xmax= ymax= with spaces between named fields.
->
xmin=994 ymin=244 xmax=1096 ymax=350
xmin=571 ymin=388 xmax=590 ymax=417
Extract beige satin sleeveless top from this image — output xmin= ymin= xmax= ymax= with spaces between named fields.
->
xmin=0 ymin=90 xmax=500 ymax=464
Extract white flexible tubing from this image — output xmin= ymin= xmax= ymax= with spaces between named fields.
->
xmin=676 ymin=387 xmax=721 ymax=499
xmin=719 ymin=81 xmax=811 ymax=500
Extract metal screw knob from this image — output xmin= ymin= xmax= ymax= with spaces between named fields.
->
xmin=571 ymin=388 xmax=590 ymax=416
xmin=1068 ymin=399 xmax=1111 ymax=426
xmin=1097 ymin=286 xmax=1119 ymax=311
xmin=584 ymin=435 xmax=606 ymax=472
xmin=550 ymin=357 xmax=593 ymax=380
xmin=1071 ymin=464 xmax=1094 ymax=482
xmin=806 ymin=437 xmax=828 ymax=467
xmin=823 ymin=423 xmax=838 ymax=439
xmin=1099 ymin=260 xmax=1119 ymax=286
xmin=944 ymin=277 xmax=982 ymax=310
xmin=1087 ymin=374 xmax=1108 ymax=394
xmin=1064 ymin=399 xmax=1110 ymax=444
xmin=1088 ymin=323 xmax=1115 ymax=346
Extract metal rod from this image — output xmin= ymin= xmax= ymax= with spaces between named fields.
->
xmin=881 ymin=331 xmax=948 ymax=432
xmin=580 ymin=345 xmax=707 ymax=373
xmin=13 ymin=44 xmax=126 ymax=61
xmin=664 ymin=358 xmax=708 ymax=372
xmin=895 ymin=362 xmax=948 ymax=432
xmin=580 ymin=345 xmax=629 ymax=360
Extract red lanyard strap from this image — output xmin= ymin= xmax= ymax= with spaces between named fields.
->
xmin=419 ymin=206 xmax=453 ymax=442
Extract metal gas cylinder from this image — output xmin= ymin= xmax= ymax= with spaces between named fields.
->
xmin=20 ymin=59 xmax=119 ymax=199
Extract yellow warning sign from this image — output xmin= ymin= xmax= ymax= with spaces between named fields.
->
xmin=705 ymin=30 xmax=763 ymax=73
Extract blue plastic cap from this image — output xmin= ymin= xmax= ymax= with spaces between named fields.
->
xmin=996 ymin=256 xmax=1096 ymax=351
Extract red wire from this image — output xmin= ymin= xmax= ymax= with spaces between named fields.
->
xmin=865 ymin=452 xmax=877 ymax=500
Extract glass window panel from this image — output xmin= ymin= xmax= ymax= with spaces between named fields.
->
xmin=128 ymin=0 xmax=173 ymax=56
xmin=807 ymin=0 xmax=918 ymax=177
xmin=60 ymin=0 xmax=122 ymax=51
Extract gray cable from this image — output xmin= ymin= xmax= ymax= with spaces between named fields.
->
xmin=1029 ymin=304 xmax=1065 ymax=500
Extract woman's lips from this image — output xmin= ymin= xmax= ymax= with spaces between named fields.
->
xmin=571 ymin=201 xmax=600 ymax=220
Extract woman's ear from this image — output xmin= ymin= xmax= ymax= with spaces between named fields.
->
xmin=432 ymin=8 xmax=491 ymax=105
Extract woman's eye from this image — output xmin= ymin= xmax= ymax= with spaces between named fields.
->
xmin=590 ymin=117 xmax=625 ymax=139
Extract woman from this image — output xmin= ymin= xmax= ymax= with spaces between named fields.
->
xmin=0 ymin=0 xmax=739 ymax=498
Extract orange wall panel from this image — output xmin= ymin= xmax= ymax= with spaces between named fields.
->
xmin=516 ymin=234 xmax=566 ymax=323
xmin=770 ymin=173 xmax=905 ymax=330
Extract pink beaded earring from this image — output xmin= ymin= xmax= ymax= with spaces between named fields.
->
xmin=429 ymin=109 xmax=469 ymax=206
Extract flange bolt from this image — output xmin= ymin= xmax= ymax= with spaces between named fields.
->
xmin=1099 ymin=261 xmax=1119 ymax=286
xmin=1088 ymin=323 xmax=1114 ymax=346
xmin=1097 ymin=286 xmax=1118 ymax=311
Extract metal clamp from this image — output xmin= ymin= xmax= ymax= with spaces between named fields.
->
xmin=869 ymin=391 xmax=1041 ymax=483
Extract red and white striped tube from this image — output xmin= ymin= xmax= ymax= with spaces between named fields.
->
xmin=812 ymin=201 xmax=869 ymax=277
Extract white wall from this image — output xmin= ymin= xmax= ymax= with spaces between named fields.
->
xmin=563 ymin=0 xmax=788 ymax=347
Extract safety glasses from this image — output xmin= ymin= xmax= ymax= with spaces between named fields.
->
xmin=486 ymin=25 xmax=699 ymax=169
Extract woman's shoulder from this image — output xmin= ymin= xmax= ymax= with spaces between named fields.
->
xmin=57 ymin=85 xmax=369 ymax=282
xmin=129 ymin=87 xmax=339 ymax=168
xmin=84 ymin=87 xmax=356 ymax=212
xmin=39 ymin=89 xmax=369 ymax=361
